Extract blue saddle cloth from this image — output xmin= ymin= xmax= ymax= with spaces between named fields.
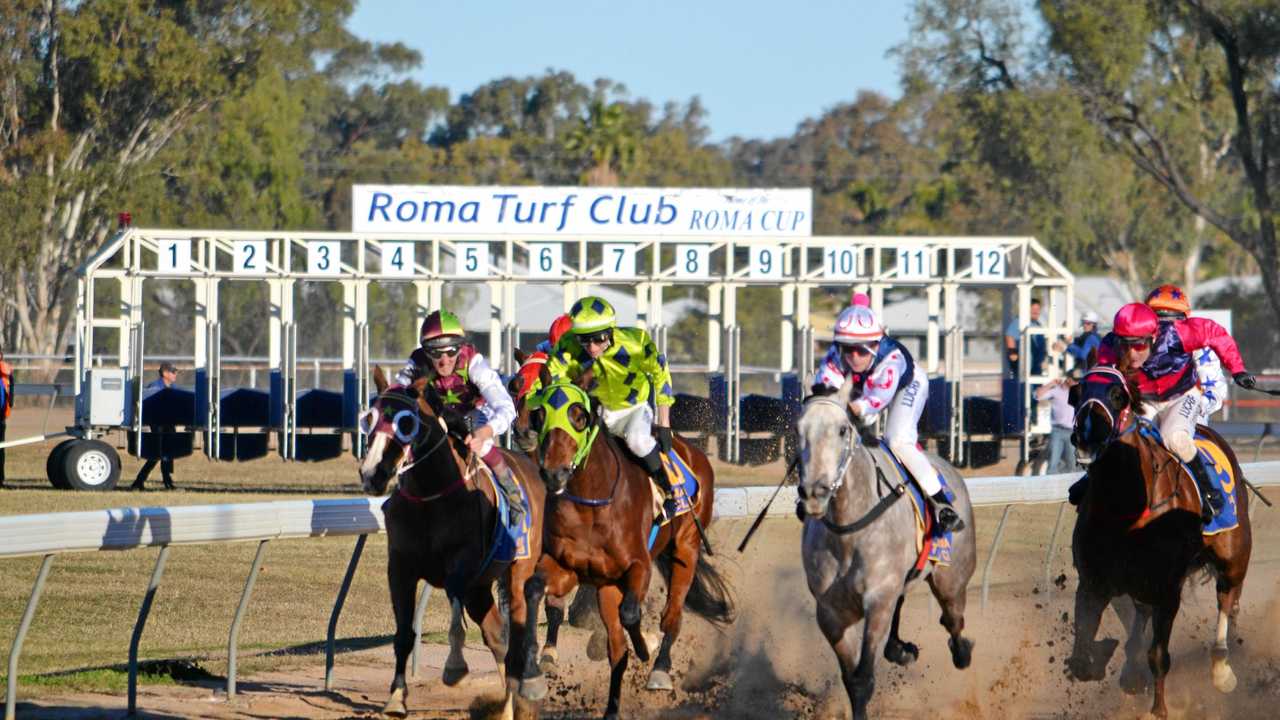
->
xmin=880 ymin=445 xmax=954 ymax=566
xmin=487 ymin=471 xmax=532 ymax=564
xmin=647 ymin=450 xmax=701 ymax=551
xmin=1136 ymin=421 xmax=1240 ymax=534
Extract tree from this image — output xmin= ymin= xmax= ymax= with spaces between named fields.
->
xmin=565 ymin=98 xmax=639 ymax=186
xmin=1041 ymin=0 xmax=1280 ymax=319
xmin=0 ymin=0 xmax=358 ymax=360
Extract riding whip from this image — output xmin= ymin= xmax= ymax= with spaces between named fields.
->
xmin=737 ymin=453 xmax=801 ymax=553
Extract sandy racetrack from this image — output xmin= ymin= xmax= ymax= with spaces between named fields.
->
xmin=17 ymin=501 xmax=1280 ymax=720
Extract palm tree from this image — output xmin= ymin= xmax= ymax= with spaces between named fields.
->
xmin=564 ymin=99 xmax=637 ymax=186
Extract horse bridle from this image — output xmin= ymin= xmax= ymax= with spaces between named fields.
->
xmin=798 ymin=396 xmax=857 ymax=493
xmin=360 ymin=390 xmax=453 ymax=489
xmin=1074 ymin=366 xmax=1134 ymax=454
xmin=798 ymin=396 xmax=905 ymax=534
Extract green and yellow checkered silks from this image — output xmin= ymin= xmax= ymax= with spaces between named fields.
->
xmin=568 ymin=296 xmax=616 ymax=334
xmin=420 ymin=310 xmax=465 ymax=348
xmin=529 ymin=380 xmax=600 ymax=469
xmin=548 ymin=326 xmax=675 ymax=411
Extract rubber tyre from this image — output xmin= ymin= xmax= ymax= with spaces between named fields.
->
xmin=62 ymin=440 xmax=121 ymax=491
xmin=46 ymin=439 xmax=77 ymax=490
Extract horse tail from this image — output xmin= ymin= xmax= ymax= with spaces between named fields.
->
xmin=655 ymin=552 xmax=736 ymax=626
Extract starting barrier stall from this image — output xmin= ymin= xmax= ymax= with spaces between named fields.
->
xmin=54 ymin=186 xmax=1076 ymax=487
xmin=4 ymin=461 xmax=1278 ymax=719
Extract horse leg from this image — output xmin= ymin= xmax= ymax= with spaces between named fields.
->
xmin=519 ymin=558 xmax=574 ymax=702
xmin=1146 ymin=595 xmax=1181 ymax=719
xmin=598 ymin=584 xmax=632 ymax=720
xmin=927 ymin=569 xmax=973 ymax=669
xmin=540 ymin=584 xmax=575 ymax=672
xmin=882 ymin=594 xmax=919 ymax=667
xmin=1211 ymin=569 xmax=1245 ymax=693
xmin=1113 ymin=596 xmax=1152 ymax=695
xmin=619 ymin=560 xmax=653 ymax=664
xmin=1066 ymin=578 xmax=1117 ymax=682
xmin=383 ymin=553 xmax=418 ymax=718
xmin=816 ymin=602 xmax=862 ymax=720
xmin=502 ymin=562 xmax=535 ymax=720
xmin=648 ymin=535 xmax=699 ymax=691
xmin=464 ymin=586 xmax=507 ymax=685
xmin=847 ymin=592 xmax=896 ymax=720
xmin=442 ymin=594 xmax=471 ymax=686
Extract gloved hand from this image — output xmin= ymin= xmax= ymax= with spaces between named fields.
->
xmin=1234 ymin=371 xmax=1256 ymax=390
xmin=654 ymin=425 xmax=673 ymax=454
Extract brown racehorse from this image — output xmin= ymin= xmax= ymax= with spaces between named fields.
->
xmin=512 ymin=366 xmax=733 ymax=720
xmin=1066 ymin=366 xmax=1252 ymax=719
xmin=358 ymin=367 xmax=547 ymax=719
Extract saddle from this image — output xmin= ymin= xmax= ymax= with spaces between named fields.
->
xmin=1136 ymin=422 xmax=1241 ymax=534
xmin=870 ymin=445 xmax=954 ymax=569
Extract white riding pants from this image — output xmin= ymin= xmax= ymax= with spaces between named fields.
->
xmin=601 ymin=403 xmax=656 ymax=458
xmin=882 ymin=369 xmax=941 ymax=496
xmin=1142 ymin=388 xmax=1202 ymax=463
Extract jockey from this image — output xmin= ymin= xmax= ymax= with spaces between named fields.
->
xmin=1097 ymin=301 xmax=1254 ymax=522
xmin=395 ymin=310 xmax=525 ymax=527
xmin=547 ymin=295 xmax=679 ymax=521
xmin=815 ymin=303 xmax=964 ymax=533
xmin=1146 ymin=284 xmax=1229 ymax=423
xmin=511 ymin=314 xmax=574 ymax=401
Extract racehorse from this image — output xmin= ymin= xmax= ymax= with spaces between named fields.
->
xmin=358 ymin=367 xmax=547 ymax=718
xmin=513 ymin=365 xmax=734 ymax=720
xmin=1067 ymin=366 xmax=1252 ymax=719
xmin=797 ymin=378 xmax=976 ymax=720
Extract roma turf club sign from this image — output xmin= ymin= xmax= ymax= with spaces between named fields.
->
xmin=352 ymin=185 xmax=812 ymax=237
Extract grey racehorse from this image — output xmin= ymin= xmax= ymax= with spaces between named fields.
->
xmin=798 ymin=379 xmax=977 ymax=720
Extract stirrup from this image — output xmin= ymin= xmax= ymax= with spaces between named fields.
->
xmin=935 ymin=505 xmax=965 ymax=533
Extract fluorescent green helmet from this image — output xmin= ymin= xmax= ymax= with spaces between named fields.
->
xmin=568 ymin=296 xmax=616 ymax=335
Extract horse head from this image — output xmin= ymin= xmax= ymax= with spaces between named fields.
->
xmin=529 ymin=367 xmax=599 ymax=495
xmin=510 ymin=349 xmax=549 ymax=453
xmin=357 ymin=367 xmax=446 ymax=495
xmin=796 ymin=376 xmax=862 ymax=518
xmin=1072 ymin=366 xmax=1143 ymax=466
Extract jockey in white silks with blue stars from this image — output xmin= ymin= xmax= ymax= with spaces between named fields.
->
xmin=815 ymin=296 xmax=964 ymax=532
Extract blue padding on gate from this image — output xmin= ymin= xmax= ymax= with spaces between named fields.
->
xmin=1001 ymin=378 xmax=1026 ymax=434
xmin=194 ymin=370 xmax=208 ymax=426
xmin=269 ymin=369 xmax=284 ymax=427
xmin=342 ymin=370 xmax=358 ymax=427
xmin=781 ymin=373 xmax=803 ymax=425
xmin=140 ymin=386 xmax=197 ymax=427
xmin=924 ymin=378 xmax=951 ymax=435
xmin=295 ymin=434 xmax=343 ymax=461
xmin=964 ymin=396 xmax=1002 ymax=435
xmin=130 ymin=431 xmax=195 ymax=460
xmin=220 ymin=387 xmax=270 ymax=427
xmin=709 ymin=374 xmax=727 ymax=428
xmin=216 ymin=432 xmax=268 ymax=461
xmin=296 ymin=388 xmax=344 ymax=428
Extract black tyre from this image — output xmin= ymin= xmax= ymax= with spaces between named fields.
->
xmin=62 ymin=439 xmax=122 ymax=491
xmin=46 ymin=439 xmax=77 ymax=489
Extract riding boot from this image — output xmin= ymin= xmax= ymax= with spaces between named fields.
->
xmin=1189 ymin=457 xmax=1224 ymax=524
xmin=491 ymin=459 xmax=526 ymax=529
xmin=641 ymin=448 xmax=678 ymax=522
xmin=928 ymin=490 xmax=965 ymax=533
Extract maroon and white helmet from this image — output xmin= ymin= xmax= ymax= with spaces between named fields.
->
xmin=834 ymin=305 xmax=884 ymax=345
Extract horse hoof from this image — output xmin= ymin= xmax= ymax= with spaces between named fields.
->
xmin=519 ymin=674 xmax=548 ymax=702
xmin=948 ymin=636 xmax=973 ymax=670
xmin=586 ymin=630 xmax=607 ymax=661
xmin=442 ymin=663 xmax=469 ymax=687
xmin=647 ymin=669 xmax=674 ymax=691
xmin=382 ymin=687 xmax=407 ymax=718
xmin=885 ymin=640 xmax=919 ymax=666
xmin=1212 ymin=662 xmax=1238 ymax=693
xmin=1118 ymin=666 xmax=1150 ymax=695
xmin=539 ymin=647 xmax=559 ymax=673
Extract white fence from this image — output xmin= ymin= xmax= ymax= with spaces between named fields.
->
xmin=4 ymin=464 xmax=1279 ymax=719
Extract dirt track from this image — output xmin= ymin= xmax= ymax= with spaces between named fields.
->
xmin=14 ymin=499 xmax=1280 ymax=720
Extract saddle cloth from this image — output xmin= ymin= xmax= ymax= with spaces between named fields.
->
xmin=872 ymin=445 xmax=954 ymax=569
xmin=1136 ymin=423 xmax=1241 ymax=535
xmin=477 ymin=461 xmax=532 ymax=562
xmin=650 ymin=450 xmax=700 ymax=526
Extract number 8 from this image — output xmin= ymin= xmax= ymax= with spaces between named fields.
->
xmin=685 ymin=248 xmax=698 ymax=273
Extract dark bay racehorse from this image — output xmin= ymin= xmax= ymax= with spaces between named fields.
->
xmin=1068 ymin=366 xmax=1252 ymax=719
xmin=798 ymin=379 xmax=976 ymax=720
xmin=358 ymin=367 xmax=547 ymax=719
xmin=513 ymin=367 xmax=733 ymax=720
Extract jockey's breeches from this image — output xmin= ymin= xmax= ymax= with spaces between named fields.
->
xmin=601 ymin=403 xmax=657 ymax=458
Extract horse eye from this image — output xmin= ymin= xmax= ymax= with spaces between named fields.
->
xmin=839 ymin=426 xmax=849 ymax=437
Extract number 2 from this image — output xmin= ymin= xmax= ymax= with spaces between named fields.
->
xmin=242 ymin=244 xmax=256 ymax=269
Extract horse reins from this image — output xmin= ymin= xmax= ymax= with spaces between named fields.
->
xmin=800 ymin=396 xmax=908 ymax=535
xmin=370 ymin=390 xmax=466 ymax=503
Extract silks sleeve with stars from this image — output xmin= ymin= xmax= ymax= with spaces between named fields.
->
xmin=547 ymin=327 xmax=675 ymax=410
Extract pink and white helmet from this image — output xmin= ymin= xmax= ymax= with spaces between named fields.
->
xmin=834 ymin=305 xmax=884 ymax=345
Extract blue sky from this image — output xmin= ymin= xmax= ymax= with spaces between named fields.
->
xmin=348 ymin=1 xmax=911 ymax=142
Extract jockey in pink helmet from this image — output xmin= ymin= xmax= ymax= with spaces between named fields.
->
xmin=816 ymin=303 xmax=963 ymax=532
xmin=1096 ymin=301 xmax=1252 ymax=521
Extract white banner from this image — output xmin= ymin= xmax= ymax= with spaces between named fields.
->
xmin=352 ymin=185 xmax=812 ymax=237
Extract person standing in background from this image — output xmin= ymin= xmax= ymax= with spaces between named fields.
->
xmin=1064 ymin=311 xmax=1102 ymax=369
xmin=132 ymin=362 xmax=178 ymax=490
xmin=1005 ymin=298 xmax=1047 ymax=378
xmin=0 ymin=349 xmax=13 ymax=488
xmin=1035 ymin=374 xmax=1077 ymax=474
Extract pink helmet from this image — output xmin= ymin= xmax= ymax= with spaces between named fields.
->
xmin=850 ymin=291 xmax=871 ymax=307
xmin=1113 ymin=303 xmax=1158 ymax=339
xmin=834 ymin=305 xmax=883 ymax=345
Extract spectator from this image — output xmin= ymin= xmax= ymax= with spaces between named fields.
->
xmin=1063 ymin=311 xmax=1101 ymax=369
xmin=132 ymin=362 xmax=178 ymax=491
xmin=1005 ymin=298 xmax=1047 ymax=378
xmin=0 ymin=349 xmax=12 ymax=488
xmin=1035 ymin=375 xmax=1077 ymax=474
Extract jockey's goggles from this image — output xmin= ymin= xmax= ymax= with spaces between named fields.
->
xmin=1116 ymin=336 xmax=1152 ymax=352
xmin=425 ymin=346 xmax=461 ymax=359
xmin=576 ymin=329 xmax=613 ymax=347
xmin=840 ymin=342 xmax=878 ymax=357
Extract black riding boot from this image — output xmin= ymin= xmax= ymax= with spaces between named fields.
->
xmin=928 ymin=490 xmax=965 ymax=533
xmin=1189 ymin=457 xmax=1224 ymax=524
xmin=492 ymin=459 xmax=526 ymax=529
xmin=641 ymin=448 xmax=678 ymax=522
